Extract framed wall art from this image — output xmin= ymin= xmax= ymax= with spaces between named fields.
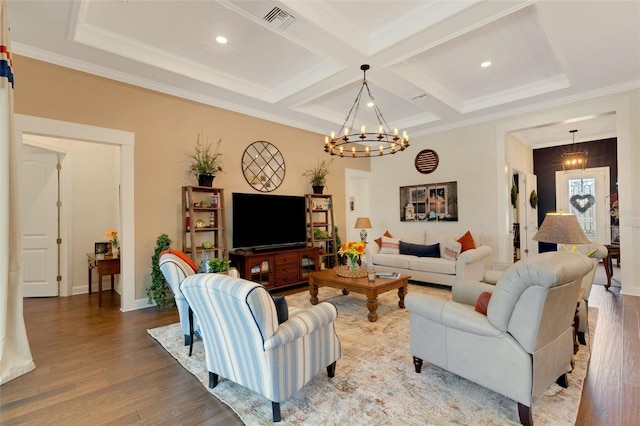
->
xmin=399 ymin=181 xmax=458 ymax=222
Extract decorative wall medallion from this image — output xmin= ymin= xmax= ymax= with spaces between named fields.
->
xmin=242 ymin=141 xmax=285 ymax=192
xmin=570 ymin=194 xmax=595 ymax=213
xmin=414 ymin=149 xmax=439 ymax=174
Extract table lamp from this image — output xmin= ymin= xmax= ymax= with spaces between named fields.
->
xmin=532 ymin=211 xmax=590 ymax=250
xmin=354 ymin=217 xmax=372 ymax=243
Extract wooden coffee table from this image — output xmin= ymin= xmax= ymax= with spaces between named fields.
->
xmin=308 ymin=269 xmax=410 ymax=322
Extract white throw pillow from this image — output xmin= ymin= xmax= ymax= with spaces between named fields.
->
xmin=442 ymin=238 xmax=462 ymax=260
xmin=379 ymin=236 xmax=400 ymax=255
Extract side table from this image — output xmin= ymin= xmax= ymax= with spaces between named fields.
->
xmin=87 ymin=253 xmax=120 ymax=307
xmin=603 ymin=244 xmax=621 ymax=289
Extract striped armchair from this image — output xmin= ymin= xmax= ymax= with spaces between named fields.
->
xmin=180 ymin=273 xmax=341 ymax=422
xmin=159 ymin=250 xmax=198 ymax=346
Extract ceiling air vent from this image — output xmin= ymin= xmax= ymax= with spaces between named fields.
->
xmin=410 ymin=93 xmax=429 ymax=102
xmin=263 ymin=7 xmax=296 ymax=30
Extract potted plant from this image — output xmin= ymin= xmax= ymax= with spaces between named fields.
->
xmin=204 ymin=257 xmax=231 ymax=273
xmin=147 ymin=233 xmax=176 ymax=311
xmin=187 ymin=133 xmax=223 ymax=187
xmin=303 ymin=159 xmax=333 ymax=194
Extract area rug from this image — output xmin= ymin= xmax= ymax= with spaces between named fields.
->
xmin=148 ymin=284 xmax=592 ymax=425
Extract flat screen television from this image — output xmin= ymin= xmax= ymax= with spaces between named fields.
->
xmin=232 ymin=192 xmax=307 ymax=251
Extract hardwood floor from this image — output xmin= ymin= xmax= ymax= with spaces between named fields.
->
xmin=1 ymin=264 xmax=638 ymax=425
xmin=0 ymin=291 xmax=242 ymax=425
xmin=576 ymin=266 xmax=640 ymax=425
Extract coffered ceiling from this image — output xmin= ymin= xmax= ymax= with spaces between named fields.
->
xmin=6 ymin=0 xmax=640 ymax=147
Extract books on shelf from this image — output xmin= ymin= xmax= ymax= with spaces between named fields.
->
xmin=376 ymin=271 xmax=399 ymax=278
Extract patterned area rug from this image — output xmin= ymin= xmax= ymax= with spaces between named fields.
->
xmin=148 ymin=284 xmax=592 ymax=425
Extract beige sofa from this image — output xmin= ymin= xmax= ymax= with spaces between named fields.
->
xmin=365 ymin=230 xmax=492 ymax=286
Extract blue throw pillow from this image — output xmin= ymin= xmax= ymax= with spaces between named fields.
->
xmin=272 ymin=296 xmax=288 ymax=324
xmin=399 ymin=241 xmax=440 ymax=258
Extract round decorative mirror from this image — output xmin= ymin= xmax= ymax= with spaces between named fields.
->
xmin=242 ymin=141 xmax=286 ymax=192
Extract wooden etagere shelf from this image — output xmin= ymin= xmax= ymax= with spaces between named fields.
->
xmin=182 ymin=186 xmax=227 ymax=263
xmin=305 ymin=194 xmax=338 ymax=269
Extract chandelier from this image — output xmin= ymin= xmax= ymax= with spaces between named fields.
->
xmin=562 ymin=129 xmax=588 ymax=172
xmin=324 ymin=64 xmax=409 ymax=158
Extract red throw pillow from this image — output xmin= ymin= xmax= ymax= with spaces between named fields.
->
xmin=457 ymin=230 xmax=476 ymax=252
xmin=475 ymin=291 xmax=492 ymax=315
xmin=161 ymin=249 xmax=198 ymax=272
xmin=374 ymin=230 xmax=393 ymax=248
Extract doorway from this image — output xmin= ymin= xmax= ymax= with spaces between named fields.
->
xmin=15 ymin=115 xmax=137 ymax=311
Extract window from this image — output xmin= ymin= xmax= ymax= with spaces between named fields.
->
xmin=567 ymin=177 xmax=596 ymax=239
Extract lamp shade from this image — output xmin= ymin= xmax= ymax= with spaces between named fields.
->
xmin=354 ymin=217 xmax=372 ymax=229
xmin=532 ymin=212 xmax=590 ymax=245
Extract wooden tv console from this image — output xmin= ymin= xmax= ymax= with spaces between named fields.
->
xmin=230 ymin=246 xmax=319 ymax=291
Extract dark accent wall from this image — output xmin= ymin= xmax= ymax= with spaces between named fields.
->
xmin=533 ymin=138 xmax=618 ymax=252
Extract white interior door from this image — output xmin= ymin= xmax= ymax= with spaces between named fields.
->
xmin=518 ymin=172 xmax=538 ymax=257
xmin=556 ymin=167 xmax=610 ymax=243
xmin=22 ymin=151 xmax=59 ymax=297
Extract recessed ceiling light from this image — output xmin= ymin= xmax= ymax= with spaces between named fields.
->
xmin=480 ymin=61 xmax=492 ymax=68
xmin=216 ymin=36 xmax=228 ymax=44
xmin=367 ymin=101 xmax=374 ymax=108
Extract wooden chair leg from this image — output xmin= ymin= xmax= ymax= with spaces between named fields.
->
xmin=517 ymin=403 xmax=533 ymax=426
xmin=188 ymin=307 xmax=194 ymax=357
xmin=556 ymin=373 xmax=569 ymax=388
xmin=326 ymin=361 xmax=336 ymax=378
xmin=272 ymin=401 xmax=281 ymax=422
xmin=577 ymin=331 xmax=587 ymax=345
xmin=209 ymin=372 xmax=218 ymax=389
xmin=413 ymin=356 xmax=423 ymax=373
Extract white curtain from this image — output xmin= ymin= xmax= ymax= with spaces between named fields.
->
xmin=0 ymin=0 xmax=34 ymax=384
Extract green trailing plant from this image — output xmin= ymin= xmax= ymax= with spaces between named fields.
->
xmin=147 ymin=233 xmax=176 ymax=311
xmin=187 ymin=133 xmax=223 ymax=178
xmin=303 ymin=159 xmax=333 ymax=187
xmin=207 ymin=258 xmax=230 ymax=273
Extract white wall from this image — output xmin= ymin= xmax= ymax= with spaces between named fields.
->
xmin=70 ymin=141 xmax=120 ymax=294
xmin=370 ymin=122 xmax=499 ymax=266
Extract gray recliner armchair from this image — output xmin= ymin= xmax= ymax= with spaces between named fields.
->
xmin=406 ymin=251 xmax=593 ymax=425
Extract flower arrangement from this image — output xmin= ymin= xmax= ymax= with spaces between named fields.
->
xmin=105 ymin=229 xmax=119 ymax=249
xmin=338 ymin=241 xmax=365 ymax=273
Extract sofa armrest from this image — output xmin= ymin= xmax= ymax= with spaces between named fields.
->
xmin=452 ymin=280 xmax=497 ymax=306
xmin=455 ymin=245 xmax=492 ymax=281
xmin=264 ymin=302 xmax=337 ymax=350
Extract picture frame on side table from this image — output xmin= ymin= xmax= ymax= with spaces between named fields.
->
xmin=95 ymin=242 xmax=109 ymax=254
